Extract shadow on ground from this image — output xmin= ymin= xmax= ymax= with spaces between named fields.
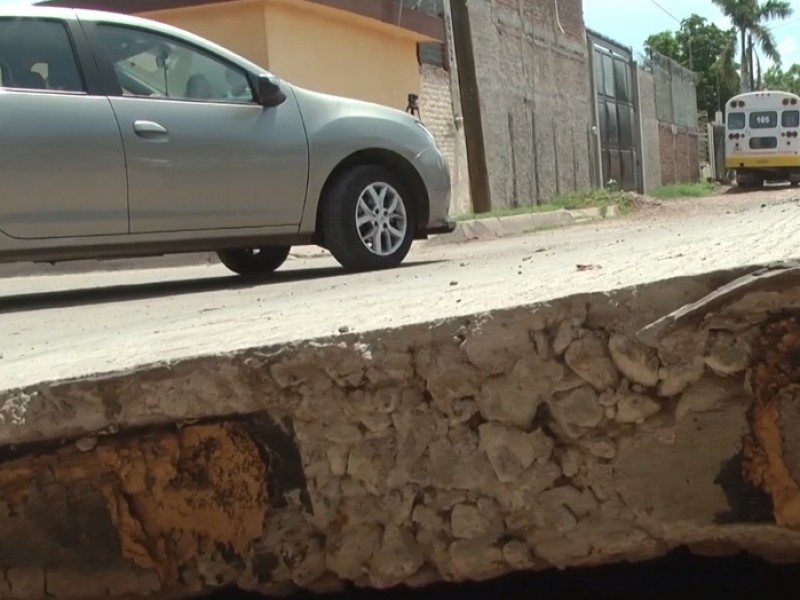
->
xmin=210 ymin=548 xmax=800 ymax=598
xmin=0 ymin=260 xmax=443 ymax=314
xmin=723 ymin=182 xmax=796 ymax=194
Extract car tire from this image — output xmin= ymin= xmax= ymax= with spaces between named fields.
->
xmin=216 ymin=246 xmax=291 ymax=276
xmin=321 ymin=165 xmax=416 ymax=272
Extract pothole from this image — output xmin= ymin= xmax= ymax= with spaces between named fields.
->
xmin=5 ymin=264 xmax=800 ymax=598
xmin=209 ymin=548 xmax=800 ymax=598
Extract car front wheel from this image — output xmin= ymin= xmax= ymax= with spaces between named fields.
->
xmin=216 ymin=245 xmax=291 ymax=276
xmin=321 ymin=165 xmax=416 ymax=272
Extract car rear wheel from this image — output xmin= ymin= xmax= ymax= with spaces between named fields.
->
xmin=216 ymin=245 xmax=291 ymax=276
xmin=321 ymin=165 xmax=416 ymax=272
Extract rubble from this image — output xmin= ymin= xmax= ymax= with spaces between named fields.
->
xmin=3 ymin=263 xmax=800 ymax=597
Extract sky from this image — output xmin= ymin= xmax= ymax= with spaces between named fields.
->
xmin=583 ymin=0 xmax=800 ymax=69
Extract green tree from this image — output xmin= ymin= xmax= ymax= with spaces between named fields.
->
xmin=764 ymin=63 xmax=800 ymax=93
xmin=645 ymin=15 xmax=740 ymax=117
xmin=711 ymin=0 xmax=793 ymax=91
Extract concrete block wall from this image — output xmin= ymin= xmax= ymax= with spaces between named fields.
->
xmin=467 ymin=0 xmax=594 ymax=209
xmin=658 ymin=122 xmax=699 ymax=185
xmin=637 ymin=68 xmax=662 ymax=194
xmin=420 ymin=64 xmax=472 ymax=215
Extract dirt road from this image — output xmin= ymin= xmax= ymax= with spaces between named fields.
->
xmin=2 ymin=187 xmax=800 ymax=391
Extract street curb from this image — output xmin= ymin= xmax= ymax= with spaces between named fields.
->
xmin=407 ymin=204 xmax=620 ymax=249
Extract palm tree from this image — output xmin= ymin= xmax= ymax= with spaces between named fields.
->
xmin=712 ymin=0 xmax=793 ymax=91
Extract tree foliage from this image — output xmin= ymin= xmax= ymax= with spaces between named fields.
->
xmin=764 ymin=64 xmax=800 ymax=94
xmin=645 ymin=15 xmax=740 ymax=117
xmin=711 ymin=0 xmax=793 ymax=91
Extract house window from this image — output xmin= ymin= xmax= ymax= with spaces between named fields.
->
xmin=417 ymin=42 xmax=449 ymax=71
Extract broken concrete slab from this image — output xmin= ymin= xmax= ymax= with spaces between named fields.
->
xmin=4 ymin=263 xmax=800 ymax=598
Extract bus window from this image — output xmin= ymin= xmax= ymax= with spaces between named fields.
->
xmin=750 ymin=111 xmax=778 ymax=128
xmin=728 ymin=112 xmax=745 ymax=129
xmin=750 ymin=136 xmax=778 ymax=149
xmin=783 ymin=110 xmax=800 ymax=128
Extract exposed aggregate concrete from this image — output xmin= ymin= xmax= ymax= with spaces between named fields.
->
xmin=3 ymin=263 xmax=800 ymax=597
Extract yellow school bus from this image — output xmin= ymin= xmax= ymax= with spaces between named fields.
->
xmin=725 ymin=90 xmax=800 ymax=187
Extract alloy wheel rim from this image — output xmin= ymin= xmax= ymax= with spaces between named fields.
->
xmin=355 ymin=182 xmax=407 ymax=256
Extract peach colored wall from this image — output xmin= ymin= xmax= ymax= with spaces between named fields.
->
xmin=140 ymin=0 xmax=422 ymax=112
xmin=140 ymin=0 xmax=269 ymax=67
xmin=263 ymin=1 xmax=421 ymax=111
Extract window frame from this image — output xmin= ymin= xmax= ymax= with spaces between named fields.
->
xmin=782 ymin=109 xmax=800 ymax=128
xmin=87 ymin=20 xmax=259 ymax=106
xmin=727 ymin=112 xmax=746 ymax=130
xmin=0 ymin=16 xmax=95 ymax=96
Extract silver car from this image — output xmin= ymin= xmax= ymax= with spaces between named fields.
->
xmin=0 ymin=6 xmax=454 ymax=275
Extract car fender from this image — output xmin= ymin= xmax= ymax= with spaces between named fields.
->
xmin=289 ymin=85 xmax=431 ymax=235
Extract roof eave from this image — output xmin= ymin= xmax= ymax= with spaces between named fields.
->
xmin=39 ymin=0 xmax=445 ymax=42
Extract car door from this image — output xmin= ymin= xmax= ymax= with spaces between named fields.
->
xmin=88 ymin=21 xmax=309 ymax=234
xmin=0 ymin=16 xmax=128 ymax=240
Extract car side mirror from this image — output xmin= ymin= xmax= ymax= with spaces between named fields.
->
xmin=255 ymin=73 xmax=287 ymax=108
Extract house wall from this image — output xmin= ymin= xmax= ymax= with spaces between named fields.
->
xmin=419 ymin=63 xmax=471 ymax=215
xmin=647 ymin=50 xmax=700 ymax=185
xmin=139 ymin=0 xmax=270 ymax=66
xmin=142 ymin=0 xmax=423 ymax=112
xmin=637 ymin=68 xmax=662 ymax=193
xmin=467 ymin=0 xmax=594 ymax=209
xmin=658 ymin=123 xmax=700 ymax=185
xmin=263 ymin=1 xmax=421 ymax=112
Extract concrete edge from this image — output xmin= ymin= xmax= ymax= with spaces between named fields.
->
xmin=421 ymin=204 xmax=620 ymax=248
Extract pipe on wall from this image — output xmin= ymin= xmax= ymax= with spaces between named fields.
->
xmin=553 ymin=0 xmax=565 ymax=34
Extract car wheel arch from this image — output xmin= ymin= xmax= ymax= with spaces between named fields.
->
xmin=313 ymin=148 xmax=430 ymax=246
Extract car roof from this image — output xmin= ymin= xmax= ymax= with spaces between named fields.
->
xmin=0 ymin=5 xmax=132 ymax=24
xmin=0 ymin=5 xmax=272 ymax=77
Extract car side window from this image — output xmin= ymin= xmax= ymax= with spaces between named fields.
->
xmin=0 ymin=18 xmax=86 ymax=93
xmin=95 ymin=23 xmax=254 ymax=104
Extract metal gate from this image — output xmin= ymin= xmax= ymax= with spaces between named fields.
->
xmin=588 ymin=31 xmax=642 ymax=192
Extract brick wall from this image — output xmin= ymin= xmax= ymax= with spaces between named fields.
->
xmin=419 ymin=64 xmax=471 ymax=215
xmin=637 ymin=68 xmax=662 ymax=193
xmin=657 ymin=122 xmax=699 ymax=185
xmin=642 ymin=51 xmax=700 ymax=187
xmin=467 ymin=0 xmax=594 ymax=209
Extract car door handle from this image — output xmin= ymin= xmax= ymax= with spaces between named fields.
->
xmin=133 ymin=120 xmax=168 ymax=138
